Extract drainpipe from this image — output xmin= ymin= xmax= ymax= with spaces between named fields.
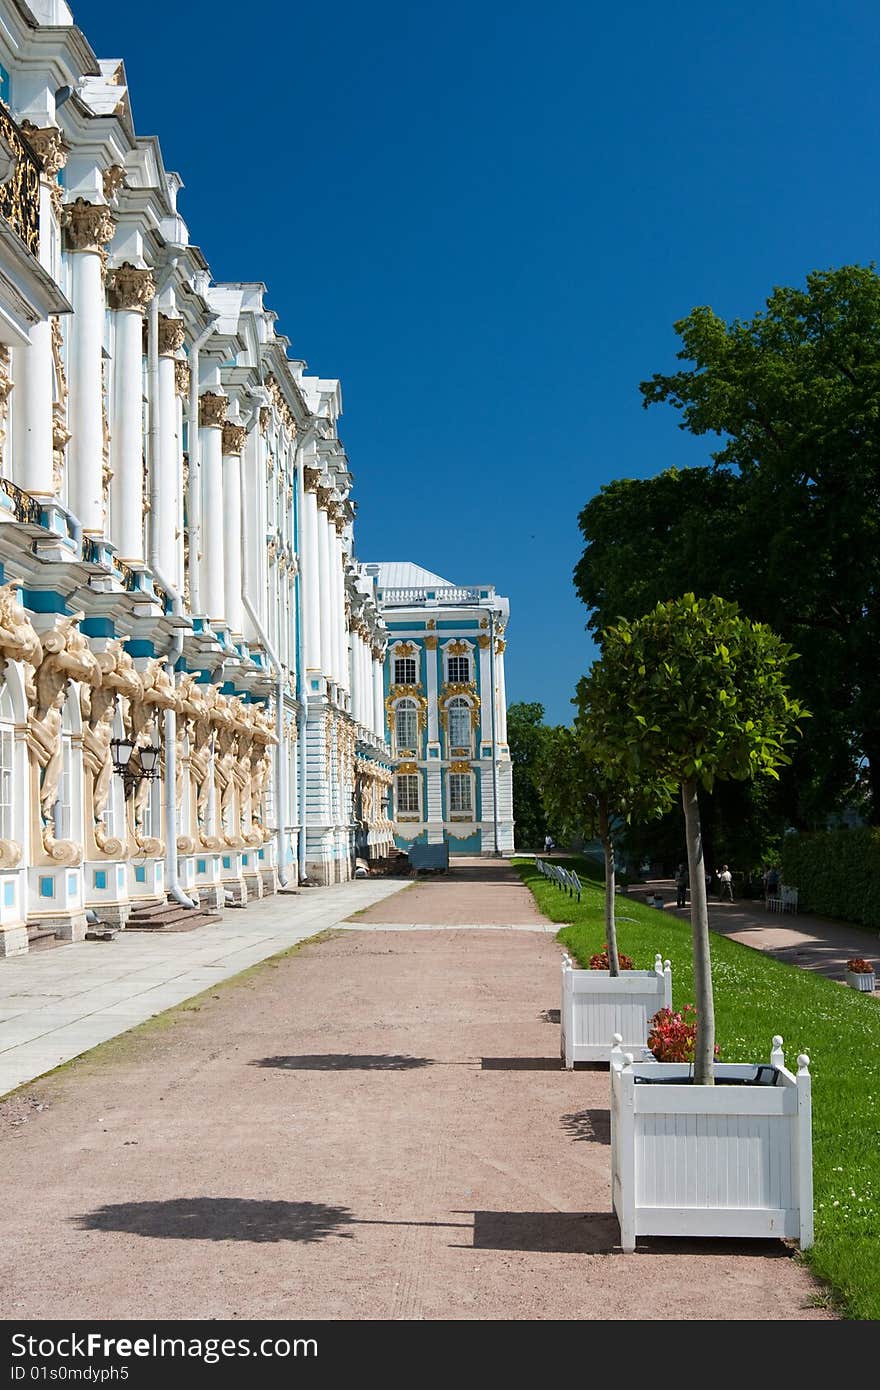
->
xmin=147 ymin=255 xmax=197 ymax=908
xmin=186 ymin=316 xmax=220 ymax=616
xmin=294 ymin=424 xmax=316 ymax=882
xmin=239 ymin=393 xmax=290 ymax=886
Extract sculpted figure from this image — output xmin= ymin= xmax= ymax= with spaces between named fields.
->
xmin=127 ymin=659 xmax=175 ymax=854
xmin=249 ymin=704 xmax=277 ymax=843
xmin=0 ymin=582 xmax=43 ymax=699
xmin=27 ymin=614 xmax=99 ymax=862
xmin=212 ymin=695 xmax=241 ymax=847
xmin=81 ymin=642 xmax=141 ymax=856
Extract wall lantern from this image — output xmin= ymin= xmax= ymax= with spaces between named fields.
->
xmin=138 ymin=743 xmax=161 ymax=780
xmin=110 ymin=736 xmax=135 ymax=776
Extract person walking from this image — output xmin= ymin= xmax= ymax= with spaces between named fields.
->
xmin=543 ymin=833 xmax=555 ymax=855
xmin=675 ymin=862 xmax=689 ymax=908
xmin=718 ymin=864 xmax=734 ymax=903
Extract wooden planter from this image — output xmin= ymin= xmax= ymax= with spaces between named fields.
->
xmin=560 ymin=952 xmax=671 ymax=1066
xmin=845 ymin=970 xmax=876 ymax=992
xmin=610 ymin=1035 xmax=813 ymax=1252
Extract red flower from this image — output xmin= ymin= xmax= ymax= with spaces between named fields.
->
xmin=847 ymin=958 xmax=875 ymax=974
xmin=647 ymin=1005 xmax=721 ymax=1063
xmin=590 ymin=945 xmax=634 ymax=970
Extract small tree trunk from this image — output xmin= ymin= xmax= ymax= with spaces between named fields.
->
xmin=682 ymin=777 xmax=715 ymax=1084
xmin=599 ymin=804 xmax=619 ymax=976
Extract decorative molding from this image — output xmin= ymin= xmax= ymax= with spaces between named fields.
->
xmin=102 ymin=164 xmax=126 ymax=203
xmin=478 ymin=634 xmax=491 ymax=649
xmin=265 ymin=373 xmax=297 ymax=437
xmin=157 ymin=313 xmax=185 ymax=357
xmin=424 ymin=635 xmax=438 ymax=650
xmin=221 ymin=422 xmax=247 ymax=456
xmin=62 ymin=198 xmax=115 ymax=254
xmin=199 ymin=391 xmax=227 ymax=429
xmin=426 ymin=618 xmax=437 ymax=630
xmin=396 ymin=761 xmax=419 ymax=775
xmin=174 ymin=360 xmax=191 ymax=398
xmin=20 ymin=121 xmax=68 ymax=179
xmin=394 ymin=641 xmax=416 ymax=657
xmin=0 ymin=110 xmax=41 ymax=256
xmin=259 ymin=406 xmax=271 ymax=435
xmin=106 ymin=261 xmax=155 ymax=312
xmin=303 ymin=464 xmax=321 ymax=493
xmin=447 ymin=639 xmax=470 ymax=655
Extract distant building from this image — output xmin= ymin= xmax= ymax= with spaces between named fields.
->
xmin=365 ymin=563 xmax=514 ymax=855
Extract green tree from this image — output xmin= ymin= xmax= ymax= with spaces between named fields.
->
xmin=638 ymin=266 xmax=880 ymax=818
xmin=507 ymin=702 xmax=551 ymax=850
xmin=588 ymin=595 xmax=807 ymax=1082
xmin=537 ymin=716 xmax=673 ymax=974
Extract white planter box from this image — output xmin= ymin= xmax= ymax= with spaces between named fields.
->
xmin=846 ymin=970 xmax=876 ymax=992
xmin=610 ymin=1035 xmax=813 ymax=1252
xmin=561 ymin=952 xmax=671 ymax=1066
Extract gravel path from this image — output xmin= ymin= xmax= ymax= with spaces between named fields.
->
xmin=0 ymin=891 xmax=829 ymax=1320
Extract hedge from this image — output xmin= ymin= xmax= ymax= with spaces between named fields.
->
xmin=781 ymin=827 xmax=880 ymax=929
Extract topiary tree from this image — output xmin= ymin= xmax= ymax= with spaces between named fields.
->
xmin=587 ymin=594 xmax=808 ymax=1081
xmin=537 ymin=714 xmax=674 ymax=975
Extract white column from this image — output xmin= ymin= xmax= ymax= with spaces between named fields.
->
xmin=199 ymin=392 xmax=227 ymax=625
xmin=301 ymin=468 xmax=321 ymax=671
xmin=12 ymin=320 xmax=54 ymax=496
xmin=373 ymin=655 xmax=385 ymax=741
xmin=64 ymin=201 xmax=114 ymax=534
xmin=497 ymin=643 xmax=508 ymax=743
xmin=426 ymin=640 xmax=439 ymax=741
xmin=107 ymin=265 xmax=154 ymax=561
xmin=222 ymin=422 xmax=246 ymax=637
xmin=360 ymin=638 xmax=370 ymax=728
xmin=242 ymin=426 xmax=263 ymax=641
xmin=349 ymin=626 xmax=358 ymax=724
xmin=478 ymin=640 xmax=492 ymax=746
xmin=316 ymin=492 xmax=332 ymax=679
xmin=13 ymin=129 xmax=64 ymax=496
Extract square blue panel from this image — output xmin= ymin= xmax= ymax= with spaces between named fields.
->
xmin=134 ymin=865 xmax=146 ymax=883
xmin=39 ymin=876 xmax=54 ymax=899
xmin=67 ymin=874 xmax=77 ymax=894
xmin=242 ymin=854 xmax=249 ymax=866
xmin=197 ymin=859 xmax=206 ymax=874
xmin=93 ymin=870 xmax=107 ymax=890
xmin=117 ymin=865 xmax=125 ymax=888
xmin=222 ymin=855 xmax=231 ymax=869
xmin=258 ymin=849 xmax=265 ymax=860
xmin=4 ymin=881 xmax=15 ymax=907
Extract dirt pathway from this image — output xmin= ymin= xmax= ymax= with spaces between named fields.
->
xmin=351 ymin=856 xmax=551 ymax=926
xmin=0 ymin=916 xmax=828 ymax=1320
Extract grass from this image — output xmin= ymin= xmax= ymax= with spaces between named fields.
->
xmin=513 ymin=855 xmax=880 ymax=1321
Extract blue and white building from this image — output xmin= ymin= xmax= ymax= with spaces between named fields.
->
xmin=0 ymin=0 xmax=396 ymax=955
xmin=367 ymin=563 xmax=514 ymax=855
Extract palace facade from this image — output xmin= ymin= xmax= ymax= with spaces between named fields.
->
xmin=368 ymin=563 xmax=514 ymax=855
xmin=0 ymin=0 xmax=398 ymax=956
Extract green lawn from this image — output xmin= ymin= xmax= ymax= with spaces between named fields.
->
xmin=514 ymin=855 xmax=880 ymax=1320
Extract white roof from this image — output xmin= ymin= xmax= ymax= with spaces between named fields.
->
xmin=372 ymin=561 xmax=456 ymax=589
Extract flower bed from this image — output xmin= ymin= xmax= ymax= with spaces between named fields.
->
xmin=846 ymin=958 xmax=876 ymax=993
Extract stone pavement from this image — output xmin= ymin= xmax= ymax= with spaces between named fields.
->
xmin=0 ymin=877 xmax=410 ymax=1099
xmin=642 ymin=879 xmax=879 ymax=993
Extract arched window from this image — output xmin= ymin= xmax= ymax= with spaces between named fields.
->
xmin=395 ymin=700 xmax=419 ymax=754
xmin=0 ymin=685 xmax=14 ymax=842
xmin=447 ymin=697 xmax=471 ymax=752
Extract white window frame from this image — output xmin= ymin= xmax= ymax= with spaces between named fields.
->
xmin=396 ymin=773 xmax=421 ymax=816
xmin=447 ymin=653 xmax=470 ymax=684
xmin=0 ymin=724 xmax=13 ymax=842
xmin=393 ymin=654 xmax=417 ymax=686
xmin=448 ymin=772 xmax=473 ymax=815
xmin=447 ymin=697 xmax=472 ymax=754
xmin=394 ymin=700 xmax=419 ymax=755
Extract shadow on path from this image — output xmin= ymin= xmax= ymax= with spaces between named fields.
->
xmin=74 ymin=1198 xmax=356 ymax=1243
xmin=480 ymin=1057 xmax=562 ymax=1071
xmin=252 ymin=1054 xmax=433 ymax=1071
xmin=560 ymin=1109 xmax=611 ymax=1145
xmin=539 ymin=1009 xmax=560 ymax=1024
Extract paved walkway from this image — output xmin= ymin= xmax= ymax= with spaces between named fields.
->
xmin=349 ymin=856 xmax=554 ymax=928
xmin=0 ymin=864 xmax=827 ymax=1320
xmin=640 ymin=879 xmax=879 ymax=993
xmin=0 ymin=877 xmax=409 ymax=1098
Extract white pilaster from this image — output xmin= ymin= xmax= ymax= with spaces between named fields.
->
xmin=65 ymin=202 xmax=113 ymax=533
xmin=12 ymin=320 xmax=54 ymax=497
xmin=301 ymin=472 xmax=321 ymax=671
xmin=222 ymin=422 xmax=246 ymax=637
xmin=199 ymin=392 xmax=226 ymax=625
xmin=426 ymin=641 xmax=439 ymax=741
xmin=107 ymin=268 xmax=152 ymax=560
xmin=156 ymin=349 xmax=179 ymax=584
xmin=316 ymin=495 xmax=332 ymax=679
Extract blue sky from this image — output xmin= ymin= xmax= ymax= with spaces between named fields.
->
xmin=74 ymin=0 xmax=880 ymax=723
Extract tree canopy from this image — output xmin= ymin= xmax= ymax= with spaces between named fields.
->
xmin=587 ymin=594 xmax=807 ymax=1081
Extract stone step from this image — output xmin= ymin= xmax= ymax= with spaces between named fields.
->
xmin=125 ymin=907 xmax=222 ymax=933
xmin=27 ymin=925 xmax=63 ymax=952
